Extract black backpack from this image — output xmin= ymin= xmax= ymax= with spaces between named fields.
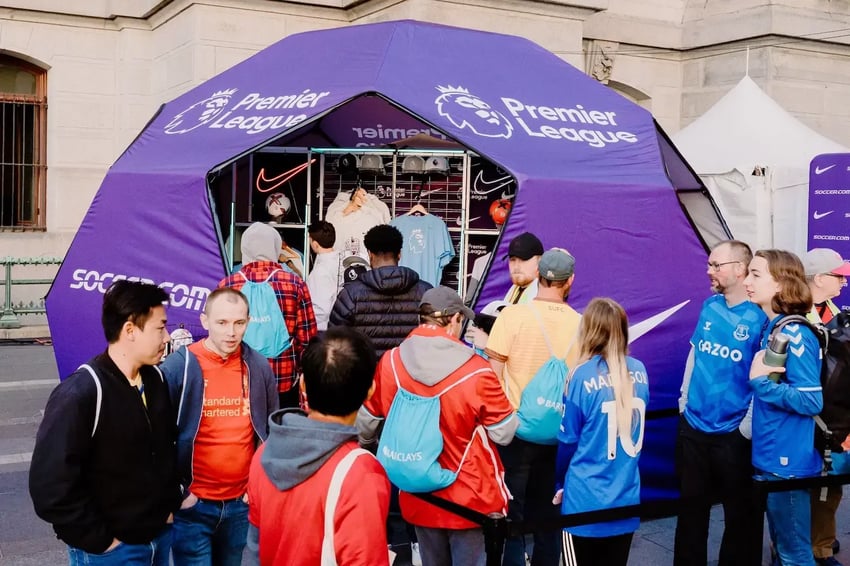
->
xmin=769 ymin=312 xmax=850 ymax=461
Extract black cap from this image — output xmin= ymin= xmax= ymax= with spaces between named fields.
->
xmin=504 ymin=232 xmax=544 ymax=261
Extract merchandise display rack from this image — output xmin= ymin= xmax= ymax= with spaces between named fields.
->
xmin=215 ymin=145 xmax=514 ymax=299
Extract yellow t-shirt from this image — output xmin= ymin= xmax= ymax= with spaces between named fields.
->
xmin=485 ymin=299 xmax=581 ymax=408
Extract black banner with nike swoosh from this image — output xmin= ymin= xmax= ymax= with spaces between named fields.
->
xmin=809 ymin=153 xmax=850 ymax=310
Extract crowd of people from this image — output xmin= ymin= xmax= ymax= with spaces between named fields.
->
xmin=26 ymin=219 xmax=850 ymax=566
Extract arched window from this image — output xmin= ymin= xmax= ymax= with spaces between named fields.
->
xmin=0 ymin=55 xmax=46 ymax=229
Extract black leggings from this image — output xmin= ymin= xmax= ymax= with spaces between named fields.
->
xmin=561 ymin=531 xmax=633 ymax=566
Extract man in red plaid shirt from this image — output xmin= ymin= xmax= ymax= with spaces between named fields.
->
xmin=220 ymin=222 xmax=317 ymax=408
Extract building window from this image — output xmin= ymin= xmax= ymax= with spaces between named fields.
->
xmin=0 ymin=56 xmax=47 ymax=230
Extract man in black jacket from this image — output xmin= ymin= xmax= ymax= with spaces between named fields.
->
xmin=30 ymin=280 xmax=180 ymax=566
xmin=329 ymin=224 xmax=432 ymax=357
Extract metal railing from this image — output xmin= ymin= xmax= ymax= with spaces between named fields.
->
xmin=0 ymin=256 xmax=61 ymax=329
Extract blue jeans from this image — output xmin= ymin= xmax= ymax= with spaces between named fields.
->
xmin=67 ymin=525 xmax=171 ymax=566
xmin=172 ymin=497 xmax=249 ymax=566
xmin=758 ymin=472 xmax=815 ymax=566
xmin=414 ymin=526 xmax=485 ymax=566
xmin=498 ymin=438 xmax=560 ymax=566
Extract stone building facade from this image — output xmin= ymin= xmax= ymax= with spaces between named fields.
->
xmin=1 ymin=0 xmax=849 ymax=257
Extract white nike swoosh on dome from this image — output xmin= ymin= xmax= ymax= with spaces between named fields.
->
xmin=815 ymin=164 xmax=836 ymax=175
xmin=813 ymin=210 xmax=834 ymax=220
xmin=627 ymin=300 xmax=690 ymax=344
xmin=455 ymin=216 xmax=482 ymax=226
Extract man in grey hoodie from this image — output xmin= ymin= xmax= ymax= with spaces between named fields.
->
xmin=246 ymin=327 xmax=391 ymax=565
xmin=358 ymin=286 xmax=518 ymax=566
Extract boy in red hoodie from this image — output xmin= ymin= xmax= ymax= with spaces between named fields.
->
xmin=246 ymin=327 xmax=390 ymax=565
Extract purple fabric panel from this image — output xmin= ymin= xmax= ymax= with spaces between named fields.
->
xmin=477 ymin=176 xmax=707 ymax=496
xmin=657 ymin=125 xmax=703 ymax=191
xmin=372 ymin=23 xmax=667 ymax=183
xmin=113 ymin=24 xmax=402 ymax=174
xmin=809 ymin=153 xmax=850 ymax=309
xmin=46 ymin=173 xmax=224 ymax=378
xmin=478 ymin=176 xmax=707 ymax=408
xmin=318 ymin=95 xmax=438 ymax=147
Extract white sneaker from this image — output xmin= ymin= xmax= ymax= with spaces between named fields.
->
xmin=411 ymin=542 xmax=423 ymax=566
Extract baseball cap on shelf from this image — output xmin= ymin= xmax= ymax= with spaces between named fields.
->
xmin=803 ymin=248 xmax=850 ymax=277
xmin=420 ymin=286 xmax=475 ymax=319
xmin=342 ymin=255 xmax=369 ymax=269
xmin=359 ymin=154 xmax=384 ymax=175
xmin=504 ymin=232 xmax=543 ymax=261
xmin=538 ymin=247 xmax=575 ymax=281
xmin=342 ymin=255 xmax=369 ymax=284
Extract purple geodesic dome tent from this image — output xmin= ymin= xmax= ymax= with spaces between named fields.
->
xmin=46 ymin=20 xmax=727 ymax=498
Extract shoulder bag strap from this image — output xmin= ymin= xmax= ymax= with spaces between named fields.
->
xmin=321 ymin=448 xmax=372 ymax=566
xmin=78 ymin=364 xmax=102 ymax=438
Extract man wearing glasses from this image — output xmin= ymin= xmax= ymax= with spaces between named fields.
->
xmin=674 ymin=240 xmax=768 ymax=566
xmin=803 ymin=248 xmax=850 ymax=566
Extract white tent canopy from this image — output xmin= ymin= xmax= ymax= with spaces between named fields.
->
xmin=673 ymin=76 xmax=848 ymax=254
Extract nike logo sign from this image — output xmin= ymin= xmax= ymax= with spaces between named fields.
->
xmin=813 ymin=210 xmax=834 ymax=220
xmin=455 ymin=216 xmax=482 ymax=226
xmin=255 ymin=158 xmax=316 ymax=193
xmin=472 ymin=170 xmax=514 ymax=195
xmin=815 ymin=164 xmax=836 ymax=175
xmin=419 ymin=187 xmax=443 ymax=198
xmin=627 ymin=300 xmax=690 ymax=344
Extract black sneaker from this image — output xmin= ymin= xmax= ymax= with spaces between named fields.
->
xmin=815 ymin=556 xmax=843 ymax=566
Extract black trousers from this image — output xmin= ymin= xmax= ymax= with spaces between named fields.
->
xmin=561 ymin=531 xmax=633 ymax=566
xmin=673 ymin=416 xmax=757 ymax=566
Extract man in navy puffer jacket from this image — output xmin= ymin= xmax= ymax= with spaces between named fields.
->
xmin=329 ymin=224 xmax=432 ymax=357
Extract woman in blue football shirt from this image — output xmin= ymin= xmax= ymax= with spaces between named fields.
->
xmin=553 ymin=298 xmax=650 ymax=566
xmin=744 ymin=249 xmax=822 ymax=566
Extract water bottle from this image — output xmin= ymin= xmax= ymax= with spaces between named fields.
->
xmin=764 ymin=333 xmax=790 ymax=382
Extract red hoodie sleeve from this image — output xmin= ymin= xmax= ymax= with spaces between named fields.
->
xmin=333 ymin=456 xmax=391 ymax=565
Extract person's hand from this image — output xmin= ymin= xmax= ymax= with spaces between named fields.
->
xmin=166 ymin=513 xmax=174 ymax=524
xmin=749 ymin=350 xmax=785 ymax=381
xmin=180 ymin=492 xmax=199 ymax=510
xmin=105 ymin=538 xmax=122 ymax=552
xmin=552 ymin=489 xmax=563 ymax=505
xmin=242 ymin=493 xmax=249 ymax=504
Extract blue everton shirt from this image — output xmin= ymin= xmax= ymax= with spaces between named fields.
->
xmin=751 ymin=316 xmax=823 ymax=477
xmin=558 ymin=355 xmax=650 ymax=538
xmin=684 ymin=295 xmax=767 ymax=434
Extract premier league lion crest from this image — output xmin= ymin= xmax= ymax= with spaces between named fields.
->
xmin=434 ymin=85 xmax=513 ymax=139
xmin=164 ymin=89 xmax=237 ymax=135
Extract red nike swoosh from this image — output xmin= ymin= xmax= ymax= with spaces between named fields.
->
xmin=255 ymin=158 xmax=316 ymax=193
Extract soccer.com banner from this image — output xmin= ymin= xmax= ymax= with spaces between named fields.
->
xmin=809 ymin=153 xmax=850 ymax=310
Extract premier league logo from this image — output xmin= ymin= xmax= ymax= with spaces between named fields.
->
xmin=733 ymin=324 xmax=750 ymax=341
xmin=434 ymin=85 xmax=513 ymax=139
xmin=164 ymin=89 xmax=237 ymax=135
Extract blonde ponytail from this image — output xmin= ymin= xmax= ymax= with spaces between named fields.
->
xmin=577 ymin=298 xmax=636 ymax=449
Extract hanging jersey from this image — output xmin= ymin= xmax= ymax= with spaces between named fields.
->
xmin=684 ymin=295 xmax=767 ymax=433
xmin=391 ymin=214 xmax=455 ymax=287
xmin=751 ymin=316 xmax=823 ymax=477
xmin=558 ymin=355 xmax=649 ymax=538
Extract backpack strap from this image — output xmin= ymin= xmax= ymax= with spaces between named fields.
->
xmin=321 ymin=448 xmax=372 ymax=566
xmin=262 ymin=269 xmax=282 ymax=284
xmin=770 ymin=314 xmax=826 ymax=349
xmin=388 ymin=348 xmax=489 ymax=398
xmin=78 ymin=364 xmax=102 ymax=438
xmin=528 ymin=304 xmax=577 ymax=363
